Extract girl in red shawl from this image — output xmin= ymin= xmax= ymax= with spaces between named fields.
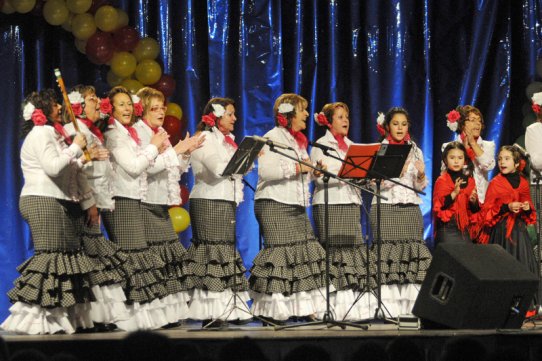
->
xmin=434 ymin=141 xmax=480 ymax=245
xmin=477 ymin=145 xmax=537 ymax=274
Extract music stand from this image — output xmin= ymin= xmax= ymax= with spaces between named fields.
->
xmin=339 ymin=143 xmax=412 ymax=322
xmin=265 ymin=144 xmax=383 ymax=331
xmin=193 ymin=136 xmax=263 ymax=330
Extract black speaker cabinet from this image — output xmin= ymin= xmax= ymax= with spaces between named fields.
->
xmin=412 ymin=243 xmax=539 ymax=329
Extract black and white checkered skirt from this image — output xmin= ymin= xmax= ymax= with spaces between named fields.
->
xmin=313 ymin=204 xmax=376 ymax=291
xmin=7 ymin=196 xmax=93 ymax=308
xmin=141 ymin=202 xmax=190 ymax=294
xmin=369 ymin=203 xmax=432 ymax=285
xmin=183 ymin=198 xmax=248 ymax=293
xmin=249 ymin=199 xmax=328 ymax=295
xmin=101 ymin=197 xmax=168 ymax=304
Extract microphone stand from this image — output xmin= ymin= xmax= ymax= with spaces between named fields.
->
xmin=265 ymin=143 xmax=383 ymax=331
xmin=311 ymin=142 xmax=425 ymax=323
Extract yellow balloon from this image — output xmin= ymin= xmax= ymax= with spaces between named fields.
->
xmin=66 ymin=0 xmax=92 ymax=14
xmin=94 ymin=5 xmax=118 ymax=32
xmin=106 ymin=70 xmax=124 ymax=87
xmin=168 ymin=207 xmax=190 ymax=233
xmin=132 ymin=37 xmax=160 ymax=61
xmin=11 ymin=0 xmax=36 ymax=14
xmin=121 ymin=78 xmax=144 ymax=94
xmin=1 ymin=1 xmax=16 ymax=14
xmin=74 ymin=38 xmax=87 ymax=54
xmin=110 ymin=51 xmax=137 ymax=78
xmin=43 ymin=0 xmax=70 ymax=26
xmin=116 ymin=9 xmax=129 ymax=29
xmin=165 ymin=103 xmax=183 ymax=120
xmin=135 ymin=59 xmax=162 ymax=85
xmin=61 ymin=14 xmax=74 ymax=32
xmin=71 ymin=13 xmax=96 ymax=40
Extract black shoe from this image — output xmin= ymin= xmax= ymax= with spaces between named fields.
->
xmin=228 ymin=317 xmax=253 ymax=325
xmin=202 ymin=319 xmax=225 ymax=328
xmin=260 ymin=316 xmax=285 ymax=327
xmin=162 ymin=322 xmax=181 ymax=329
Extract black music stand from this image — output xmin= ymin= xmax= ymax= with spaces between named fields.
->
xmin=265 ymin=144 xmax=383 ymax=331
xmin=193 ymin=136 xmax=264 ymax=330
xmin=339 ymin=143 xmax=413 ymax=322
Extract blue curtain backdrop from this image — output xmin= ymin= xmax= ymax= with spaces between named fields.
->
xmin=0 ymin=0 xmax=541 ymax=320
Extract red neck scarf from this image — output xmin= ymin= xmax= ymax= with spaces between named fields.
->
xmin=79 ymin=118 xmax=104 ymax=143
xmin=288 ymin=128 xmax=308 ymax=150
xmin=124 ymin=125 xmax=140 ymax=145
xmin=142 ymin=119 xmax=159 ymax=134
xmin=331 ymin=131 xmax=348 ymax=152
xmin=53 ymin=122 xmax=72 ymax=145
xmin=386 ymin=134 xmax=409 ymax=145
xmin=223 ymin=133 xmax=238 ymax=149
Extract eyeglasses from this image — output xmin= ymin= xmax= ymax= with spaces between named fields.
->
xmin=149 ymin=106 xmax=167 ymax=112
xmin=465 ymin=118 xmax=482 ymax=124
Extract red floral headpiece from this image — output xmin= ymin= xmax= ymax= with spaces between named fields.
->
xmin=277 ymin=113 xmax=288 ymax=127
xmin=100 ymin=98 xmax=112 ymax=115
xmin=446 ymin=109 xmax=461 ymax=132
xmin=31 ymin=109 xmax=47 ymax=126
xmin=132 ymin=95 xmax=143 ymax=117
xmin=68 ymin=91 xmax=84 ymax=117
xmin=202 ymin=113 xmax=217 ymax=127
xmin=314 ymin=112 xmax=331 ymax=128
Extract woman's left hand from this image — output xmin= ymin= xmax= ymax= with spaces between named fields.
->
xmin=86 ymin=205 xmax=100 ymax=226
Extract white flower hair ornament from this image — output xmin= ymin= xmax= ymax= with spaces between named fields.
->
xmin=211 ymin=103 xmax=226 ymax=117
xmin=531 ymin=92 xmax=542 ymax=114
xmin=314 ymin=112 xmax=331 ymax=128
xmin=278 ymin=103 xmax=295 ymax=114
xmin=376 ymin=112 xmax=386 ymax=136
xmin=23 ymin=102 xmax=36 ymax=121
xmin=446 ymin=109 xmax=461 ymax=132
xmin=131 ymin=94 xmax=143 ymax=117
xmin=68 ymin=91 xmax=84 ymax=105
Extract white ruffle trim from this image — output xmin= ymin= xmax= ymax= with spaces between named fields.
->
xmin=398 ymin=283 xmax=420 ymax=315
xmin=250 ymin=287 xmax=331 ymax=321
xmin=316 ymin=289 xmax=379 ymax=321
xmin=114 ymin=299 xmax=169 ymax=332
xmin=187 ymin=289 xmax=252 ymax=321
xmin=89 ymin=284 xmax=129 ymax=324
xmin=161 ymin=292 xmax=190 ymax=324
xmin=1 ymin=302 xmax=94 ymax=335
xmin=379 ymin=284 xmax=403 ymax=318
xmin=163 ymin=150 xmax=182 ymax=206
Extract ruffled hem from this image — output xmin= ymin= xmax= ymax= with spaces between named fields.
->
xmin=122 ymin=249 xmax=168 ymax=304
xmin=82 ymin=233 xmax=128 ymax=286
xmin=375 ymin=240 xmax=432 ymax=284
xmin=184 ymin=242 xmax=249 ymax=292
xmin=161 ymin=292 xmax=190 ymax=323
xmin=316 ymin=289 xmax=379 ymax=321
xmin=1 ymin=301 xmax=93 ymax=335
xmin=8 ymin=251 xmax=94 ymax=308
xmin=115 ymin=299 xmax=169 ymax=331
xmin=89 ymin=284 xmax=129 ymax=324
xmin=328 ymin=246 xmax=377 ymax=290
xmin=187 ymin=289 xmax=252 ymax=321
xmin=250 ymin=288 xmax=329 ymax=321
xmin=148 ymin=239 xmax=191 ymax=294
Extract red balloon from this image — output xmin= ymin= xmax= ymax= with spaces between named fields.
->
xmin=151 ymin=74 xmax=176 ymax=98
xmin=86 ymin=31 xmax=114 ymax=65
xmin=113 ymin=26 xmax=140 ymax=52
xmin=180 ymin=184 xmax=189 ymax=205
xmin=163 ymin=114 xmax=181 ymax=134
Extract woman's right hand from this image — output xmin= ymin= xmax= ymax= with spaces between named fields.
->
xmin=73 ymin=133 xmax=87 ymax=149
xmin=150 ymin=130 xmax=169 ymax=152
xmin=451 ymin=177 xmax=465 ymax=199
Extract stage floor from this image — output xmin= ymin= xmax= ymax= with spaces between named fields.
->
xmin=3 ymin=320 xmax=542 ymax=361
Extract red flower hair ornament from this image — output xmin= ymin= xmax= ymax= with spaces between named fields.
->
xmin=314 ymin=112 xmax=331 ymax=128
xmin=446 ymin=109 xmax=461 ymax=132
xmin=531 ymin=92 xmax=542 ymax=114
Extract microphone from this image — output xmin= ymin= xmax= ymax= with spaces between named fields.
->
xmin=513 ymin=143 xmax=530 ymax=158
xmin=252 ymin=135 xmax=293 ymax=150
xmin=309 ymin=141 xmax=335 ymax=153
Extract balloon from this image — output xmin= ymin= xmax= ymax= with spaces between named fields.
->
xmin=522 ymin=113 xmax=536 ymax=129
xmin=94 ymin=5 xmax=118 ymax=32
xmin=113 ymin=26 xmax=140 ymax=52
xmin=132 ymin=37 xmax=160 ymax=61
xmin=116 ymin=9 xmax=129 ymax=29
xmin=106 ymin=69 xmax=124 ymax=87
xmin=43 ymin=0 xmax=69 ymax=25
xmin=180 ymin=184 xmax=190 ymax=205
xmin=72 ymin=13 xmax=96 ymax=40
xmin=526 ymin=81 xmax=542 ymax=100
xmin=168 ymin=206 xmax=190 ymax=233
xmin=74 ymin=38 xmax=87 ymax=54
xmin=135 ymin=59 xmax=162 ymax=85
xmin=61 ymin=14 xmax=74 ymax=32
xmin=151 ymin=74 xmax=176 ymax=98
xmin=165 ymin=102 xmax=183 ymax=119
xmin=85 ymin=31 xmax=114 ymax=65
xmin=110 ymin=51 xmax=137 ymax=78
xmin=88 ymin=0 xmax=109 ymax=14
xmin=121 ymin=78 xmax=144 ymax=94
xmin=66 ymin=0 xmax=92 ymax=14
xmin=1 ymin=0 xmax=15 ymax=14
xmin=11 ymin=0 xmax=36 ymax=13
